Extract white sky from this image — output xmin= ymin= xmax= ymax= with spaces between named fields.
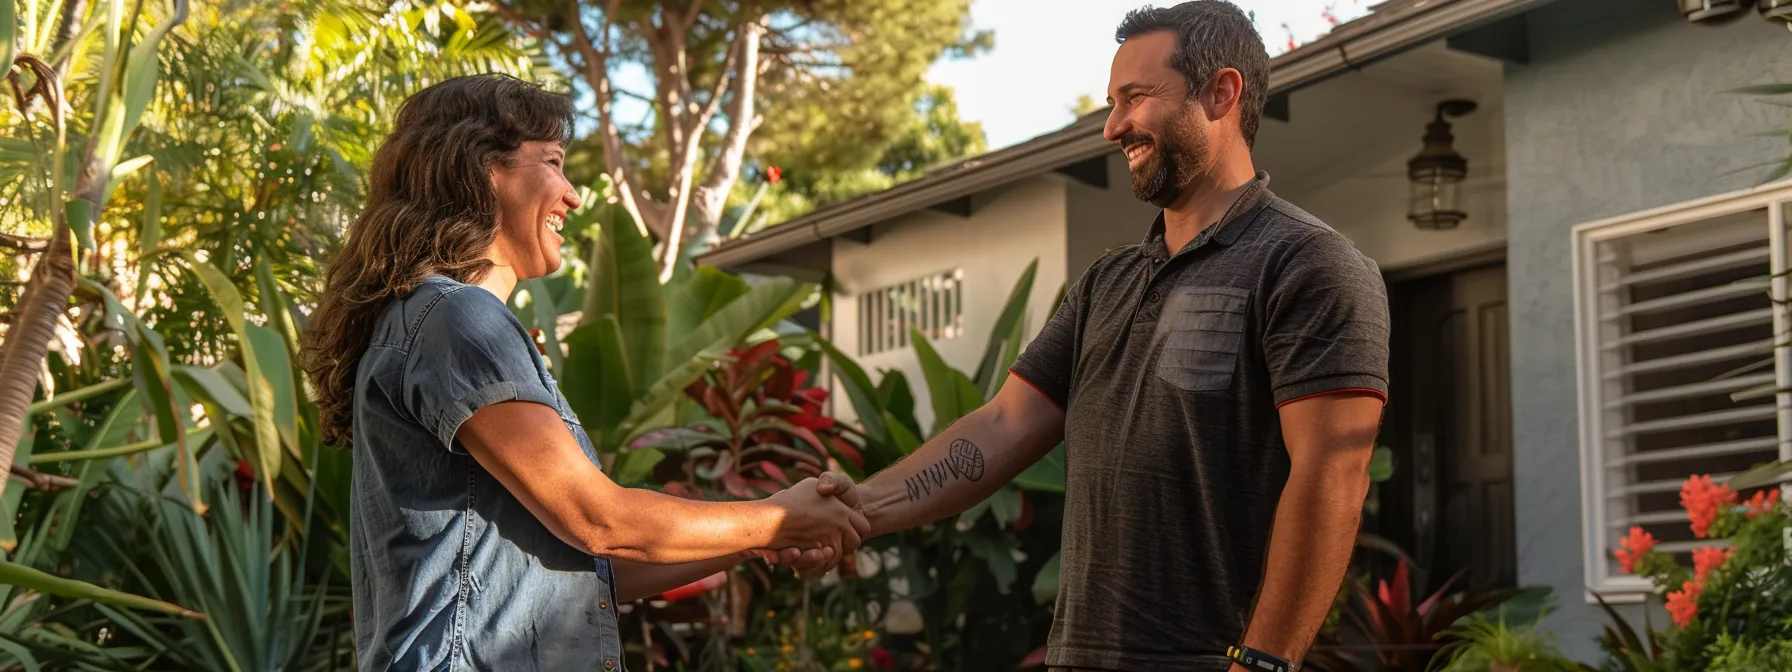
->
xmin=928 ymin=0 xmax=1383 ymax=150
xmin=603 ymin=2 xmax=1382 ymax=155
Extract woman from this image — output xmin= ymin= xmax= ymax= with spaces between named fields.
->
xmin=303 ymin=75 xmax=866 ymax=671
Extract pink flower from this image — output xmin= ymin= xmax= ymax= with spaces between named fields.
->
xmin=1693 ymin=546 xmax=1731 ymax=583
xmin=1680 ymin=475 xmax=1738 ymax=538
xmin=1666 ymin=579 xmax=1701 ymax=628
xmin=1613 ymin=526 xmax=1658 ymax=573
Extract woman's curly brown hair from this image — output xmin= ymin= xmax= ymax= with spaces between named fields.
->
xmin=303 ymin=74 xmax=572 ymax=447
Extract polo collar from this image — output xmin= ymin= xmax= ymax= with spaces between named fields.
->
xmin=1139 ymin=171 xmax=1272 ymax=261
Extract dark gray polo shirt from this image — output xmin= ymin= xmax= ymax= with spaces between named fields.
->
xmin=1012 ymin=172 xmax=1390 ymax=672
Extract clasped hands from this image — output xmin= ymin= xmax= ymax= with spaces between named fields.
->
xmin=749 ymin=472 xmax=865 ymax=578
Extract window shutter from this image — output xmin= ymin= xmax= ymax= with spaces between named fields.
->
xmin=1576 ymin=187 xmax=1792 ymax=596
xmin=859 ymin=269 xmax=965 ymax=356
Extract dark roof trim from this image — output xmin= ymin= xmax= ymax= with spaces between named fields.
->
xmin=698 ymin=0 xmax=1554 ymax=269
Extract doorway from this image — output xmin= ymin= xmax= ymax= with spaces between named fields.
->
xmin=1374 ymin=261 xmax=1515 ymax=592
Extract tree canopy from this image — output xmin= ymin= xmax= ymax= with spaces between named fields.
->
xmin=490 ymin=0 xmax=990 ymax=278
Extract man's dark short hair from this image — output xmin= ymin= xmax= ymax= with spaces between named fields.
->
xmin=1115 ymin=1 xmax=1270 ymax=148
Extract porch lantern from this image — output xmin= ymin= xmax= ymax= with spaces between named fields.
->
xmin=1406 ymin=100 xmax=1477 ymax=230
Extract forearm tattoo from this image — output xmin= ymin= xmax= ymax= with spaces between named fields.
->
xmin=904 ymin=439 xmax=986 ymax=501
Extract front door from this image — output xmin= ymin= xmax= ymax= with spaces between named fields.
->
xmin=1378 ymin=262 xmax=1515 ymax=591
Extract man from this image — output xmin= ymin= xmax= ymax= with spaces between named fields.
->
xmin=815 ymin=3 xmax=1390 ymax=670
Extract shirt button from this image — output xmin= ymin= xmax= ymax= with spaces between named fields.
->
xmin=1147 ymin=290 xmax=1162 ymax=302
xmin=599 ymin=599 xmax=609 ymax=609
xmin=604 ymin=660 xmax=615 ymax=671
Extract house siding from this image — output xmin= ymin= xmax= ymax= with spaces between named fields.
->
xmin=829 ymin=176 xmax=1069 ymax=434
xmin=1504 ymin=0 xmax=1792 ymax=656
xmin=1065 ymin=152 xmax=1161 ymax=283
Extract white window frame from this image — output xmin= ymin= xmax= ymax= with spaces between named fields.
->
xmin=1573 ymin=179 xmax=1792 ymax=599
xmin=858 ymin=268 xmax=964 ymax=357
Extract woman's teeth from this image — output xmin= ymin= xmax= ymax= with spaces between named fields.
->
xmin=546 ymin=214 xmax=564 ymax=232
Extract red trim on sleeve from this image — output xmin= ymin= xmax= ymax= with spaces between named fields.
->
xmin=1006 ymin=369 xmax=1066 ymax=411
xmin=1276 ymin=387 xmax=1388 ymax=409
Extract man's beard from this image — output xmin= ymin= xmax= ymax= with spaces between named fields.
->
xmin=1124 ymin=117 xmax=1206 ymax=208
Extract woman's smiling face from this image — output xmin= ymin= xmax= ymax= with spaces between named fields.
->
xmin=489 ymin=140 xmax=581 ymax=280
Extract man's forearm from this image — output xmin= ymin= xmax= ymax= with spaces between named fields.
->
xmin=859 ymin=403 xmax=1059 ymax=537
xmin=1238 ymin=463 xmax=1369 ymax=665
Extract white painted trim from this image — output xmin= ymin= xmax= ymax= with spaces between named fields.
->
xmin=1572 ymin=178 xmax=1792 ymax=600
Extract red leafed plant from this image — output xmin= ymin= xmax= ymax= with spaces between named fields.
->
xmin=1313 ymin=559 xmax=1528 ymax=672
xmin=625 ymin=339 xmax=865 ymax=610
xmin=630 ymin=338 xmax=864 ymax=502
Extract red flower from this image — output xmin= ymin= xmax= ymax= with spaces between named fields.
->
xmin=233 ymin=459 xmax=256 ymax=491
xmin=1613 ymin=526 xmax=1658 ymax=574
xmin=868 ymin=647 xmax=894 ymax=670
xmin=766 ymin=166 xmax=783 ymax=185
xmin=1693 ymin=546 xmax=1731 ymax=583
xmin=1746 ymin=488 xmax=1780 ymax=518
xmin=1680 ymin=474 xmax=1738 ymax=538
xmin=1665 ymin=579 xmax=1701 ymax=628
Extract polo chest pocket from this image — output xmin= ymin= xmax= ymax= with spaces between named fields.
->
xmin=1156 ymin=287 xmax=1250 ymax=392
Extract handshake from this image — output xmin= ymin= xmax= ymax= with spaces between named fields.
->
xmin=751 ymin=472 xmax=868 ymax=577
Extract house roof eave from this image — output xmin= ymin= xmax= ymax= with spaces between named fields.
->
xmin=697 ymin=0 xmax=1556 ymax=271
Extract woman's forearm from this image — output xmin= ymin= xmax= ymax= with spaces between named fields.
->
xmin=586 ymin=489 xmax=783 ymax=564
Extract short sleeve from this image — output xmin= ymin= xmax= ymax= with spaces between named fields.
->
xmin=402 ymin=287 xmax=559 ymax=452
xmin=1263 ymin=232 xmax=1391 ymax=407
xmin=1010 ymin=276 xmax=1087 ymax=409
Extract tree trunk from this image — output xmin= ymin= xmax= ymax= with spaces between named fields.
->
xmin=0 ymin=225 xmax=77 ymax=482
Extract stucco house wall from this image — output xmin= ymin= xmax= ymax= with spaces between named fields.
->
xmin=1503 ymin=0 xmax=1792 ymax=654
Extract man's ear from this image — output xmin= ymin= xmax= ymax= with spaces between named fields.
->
xmin=1202 ymin=67 xmax=1244 ymax=123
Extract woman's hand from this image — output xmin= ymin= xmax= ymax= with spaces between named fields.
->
xmin=763 ymin=477 xmax=871 ymax=573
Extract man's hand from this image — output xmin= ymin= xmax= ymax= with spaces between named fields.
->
xmin=813 ymin=471 xmax=861 ymax=510
xmin=756 ymin=472 xmax=866 ymax=578
xmin=751 ymin=477 xmax=871 ymax=576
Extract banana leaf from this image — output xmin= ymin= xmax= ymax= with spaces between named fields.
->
xmin=974 ymin=259 xmax=1037 ymax=397
xmin=582 ymin=213 xmax=666 ymax=396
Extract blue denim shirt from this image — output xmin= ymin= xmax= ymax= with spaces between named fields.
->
xmin=350 ymin=275 xmax=624 ymax=671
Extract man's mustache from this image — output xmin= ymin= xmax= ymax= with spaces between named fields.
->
xmin=1119 ymin=132 xmax=1155 ymax=154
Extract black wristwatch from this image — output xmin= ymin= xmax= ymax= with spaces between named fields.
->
xmin=1226 ymin=645 xmax=1296 ymax=672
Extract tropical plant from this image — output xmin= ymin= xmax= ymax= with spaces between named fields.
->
xmin=619 ymin=337 xmax=863 ymax=669
xmin=0 ymin=0 xmax=556 ymax=668
xmin=1307 ymin=558 xmax=1534 ymax=672
xmin=0 ymin=0 xmax=191 ymax=494
xmin=1586 ymin=592 xmax=1670 ymax=672
xmin=804 ymin=258 xmax=1070 ymax=671
xmin=1605 ymin=472 xmax=1792 ymax=671
xmin=1432 ymin=606 xmax=1579 ymax=672
xmin=549 ymin=182 xmax=817 ymax=470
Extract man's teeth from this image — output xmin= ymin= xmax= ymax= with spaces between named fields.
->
xmin=1126 ymin=145 xmax=1149 ymax=161
xmin=546 ymin=215 xmax=564 ymax=232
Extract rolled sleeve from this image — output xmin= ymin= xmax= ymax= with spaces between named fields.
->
xmin=1263 ymin=232 xmax=1391 ymax=407
xmin=402 ymin=287 xmax=559 ymax=452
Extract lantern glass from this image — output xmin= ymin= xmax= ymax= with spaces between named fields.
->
xmin=1407 ymin=165 xmax=1466 ymax=229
